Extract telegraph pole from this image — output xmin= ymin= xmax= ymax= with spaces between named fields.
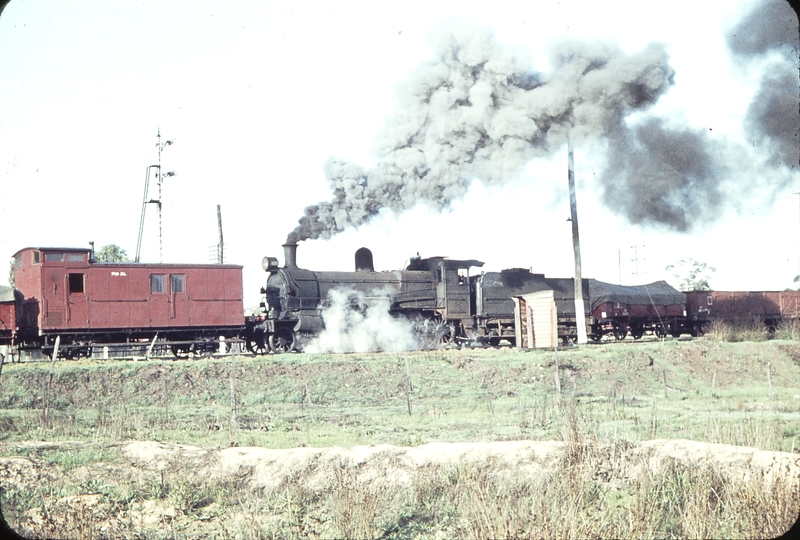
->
xmin=567 ymin=138 xmax=588 ymax=344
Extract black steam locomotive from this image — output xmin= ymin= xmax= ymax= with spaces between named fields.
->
xmin=249 ymin=243 xmax=589 ymax=353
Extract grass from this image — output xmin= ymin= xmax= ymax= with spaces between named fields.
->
xmin=705 ymin=319 xmax=771 ymax=342
xmin=2 ymin=404 xmax=798 ymax=539
xmin=1 ymin=340 xmax=799 ymax=450
xmin=1 ymin=338 xmax=800 ymax=537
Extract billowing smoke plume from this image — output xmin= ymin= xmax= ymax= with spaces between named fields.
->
xmin=729 ymin=0 xmax=800 ymax=171
xmin=288 ymin=23 xmax=682 ymax=242
xmin=602 ymin=119 xmax=723 ymax=232
xmin=304 ymin=288 xmax=419 ymax=353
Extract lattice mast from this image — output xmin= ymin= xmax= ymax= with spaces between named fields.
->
xmin=135 ymin=129 xmax=175 ymax=262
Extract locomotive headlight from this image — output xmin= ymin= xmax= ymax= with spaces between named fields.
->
xmin=262 ymin=256 xmax=279 ymax=272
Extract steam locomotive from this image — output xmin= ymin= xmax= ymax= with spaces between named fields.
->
xmin=252 ymin=242 xmax=592 ymax=352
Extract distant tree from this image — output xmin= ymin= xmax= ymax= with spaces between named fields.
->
xmin=95 ymin=244 xmax=131 ymax=262
xmin=794 ymin=275 xmax=800 ymax=290
xmin=666 ymin=258 xmax=716 ymax=291
xmin=8 ymin=259 xmax=14 ymax=288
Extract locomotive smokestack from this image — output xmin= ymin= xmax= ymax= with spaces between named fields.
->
xmin=283 ymin=243 xmax=298 ymax=269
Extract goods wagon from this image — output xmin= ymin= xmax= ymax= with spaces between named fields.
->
xmin=588 ymin=280 xmax=688 ymax=339
xmin=12 ymin=247 xmax=246 ymax=358
xmin=685 ymin=290 xmax=800 ymax=332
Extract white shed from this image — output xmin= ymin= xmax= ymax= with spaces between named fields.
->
xmin=513 ymin=290 xmax=558 ymax=349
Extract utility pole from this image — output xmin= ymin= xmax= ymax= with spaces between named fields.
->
xmin=567 ymin=138 xmax=588 ymax=344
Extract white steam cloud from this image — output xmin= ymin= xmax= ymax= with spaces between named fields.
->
xmin=304 ymin=288 xmax=419 ymax=354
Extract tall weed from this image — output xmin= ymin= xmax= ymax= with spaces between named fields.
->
xmin=705 ymin=319 xmax=769 ymax=342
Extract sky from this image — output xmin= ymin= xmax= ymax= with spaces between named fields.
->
xmin=0 ymin=0 xmax=798 ymax=308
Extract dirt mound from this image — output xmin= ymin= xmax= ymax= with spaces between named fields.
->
xmin=120 ymin=438 xmax=800 ymax=494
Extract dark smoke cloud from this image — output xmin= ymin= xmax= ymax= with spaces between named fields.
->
xmin=746 ymin=65 xmax=800 ymax=169
xmin=287 ymin=23 xmax=678 ymax=242
xmin=728 ymin=0 xmax=799 ymax=57
xmin=729 ymin=0 xmax=800 ymax=171
xmin=602 ymin=119 xmax=723 ymax=232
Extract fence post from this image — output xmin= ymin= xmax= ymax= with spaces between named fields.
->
xmin=229 ymin=347 xmax=238 ymax=442
xmin=44 ymin=336 xmax=61 ymax=425
xmin=767 ymin=362 xmax=774 ymax=400
xmin=711 ymin=371 xmax=716 ymax=397
xmin=404 ymin=353 xmax=412 ymax=416
xmin=303 ymin=382 xmax=311 ymax=411
xmin=163 ymin=371 xmax=170 ymax=425
xmin=553 ymin=343 xmax=562 ymax=405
